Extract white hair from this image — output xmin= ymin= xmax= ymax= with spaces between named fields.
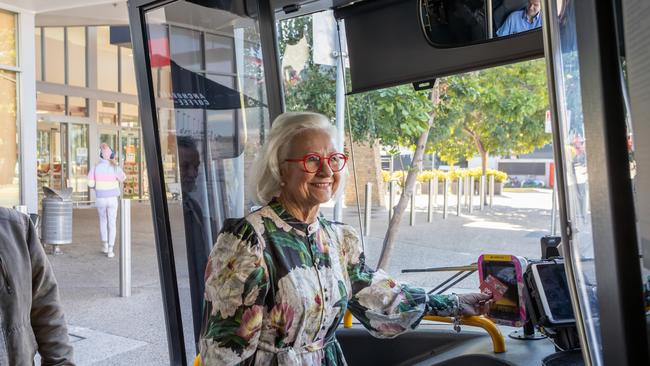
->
xmin=248 ymin=112 xmax=347 ymax=206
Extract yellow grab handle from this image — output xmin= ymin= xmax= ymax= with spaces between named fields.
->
xmin=343 ymin=311 xmax=504 ymax=353
xmin=343 ymin=309 xmax=353 ymax=328
xmin=194 ymin=355 xmax=200 ymax=366
xmin=424 ymin=315 xmax=505 ymax=353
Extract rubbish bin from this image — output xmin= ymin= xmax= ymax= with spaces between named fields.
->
xmin=41 ymin=187 xmax=73 ymax=253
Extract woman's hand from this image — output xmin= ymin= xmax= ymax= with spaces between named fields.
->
xmin=457 ymin=292 xmax=493 ymax=316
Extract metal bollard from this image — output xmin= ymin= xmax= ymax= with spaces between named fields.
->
xmin=388 ymin=181 xmax=395 ymax=221
xmin=469 ymin=177 xmax=475 ymax=213
xmin=442 ymin=178 xmax=449 ymax=219
xmin=120 ymin=199 xmax=132 ymax=297
xmin=456 ymin=179 xmax=462 ymax=216
xmin=478 ymin=175 xmax=485 ymax=211
xmin=433 ymin=176 xmax=439 ymax=209
xmin=464 ymin=176 xmax=470 ymax=208
xmin=364 ymin=183 xmax=372 ymax=236
xmin=427 ymin=179 xmax=434 ymax=223
xmin=489 ymin=175 xmax=495 ymax=207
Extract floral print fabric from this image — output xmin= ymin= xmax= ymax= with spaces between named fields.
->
xmin=199 ymin=199 xmax=455 ymax=365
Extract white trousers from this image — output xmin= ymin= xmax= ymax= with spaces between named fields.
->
xmin=96 ymin=196 xmax=118 ymax=249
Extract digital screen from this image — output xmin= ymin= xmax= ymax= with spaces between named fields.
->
xmin=482 ymin=261 xmax=521 ymax=322
xmin=536 ymin=263 xmax=575 ymax=322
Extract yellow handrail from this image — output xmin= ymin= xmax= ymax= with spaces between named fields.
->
xmin=342 ymin=310 xmax=505 ymax=353
xmin=194 ymin=355 xmax=201 ymax=366
xmin=424 ymin=315 xmax=505 ymax=353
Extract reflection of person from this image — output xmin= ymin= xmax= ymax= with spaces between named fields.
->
xmin=87 ymin=143 xmax=126 ymax=258
xmin=0 ymin=208 xmax=75 ymax=365
xmin=496 ymin=0 xmax=542 ymax=37
xmin=177 ymin=136 xmax=214 ymax=346
xmin=198 ymin=112 xmax=492 ymax=365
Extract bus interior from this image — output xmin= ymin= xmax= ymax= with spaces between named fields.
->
xmin=125 ymin=0 xmax=650 ymax=365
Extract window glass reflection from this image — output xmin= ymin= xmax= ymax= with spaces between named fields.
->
xmin=550 ymin=0 xmax=603 ymax=363
xmin=144 ymin=2 xmax=270 ymax=359
xmin=97 ymin=100 xmax=118 ymax=124
xmin=0 ymin=10 xmax=16 ymax=66
xmin=35 ymin=27 xmax=42 ymax=81
xmin=68 ymin=97 xmax=88 ymax=117
xmin=97 ymin=26 xmax=118 ymax=91
xmin=44 ymin=27 xmax=65 ymax=84
xmin=121 ymin=47 xmax=137 ymax=95
xmin=495 ymin=0 xmax=542 ymax=37
xmin=121 ymin=103 xmax=139 ymax=127
xmin=0 ymin=70 xmax=19 ymax=206
xmin=67 ymin=27 xmax=87 ymax=87
xmin=37 ymin=93 xmax=66 ymax=115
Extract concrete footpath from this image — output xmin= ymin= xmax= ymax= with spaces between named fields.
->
xmin=46 ymin=189 xmax=554 ymax=365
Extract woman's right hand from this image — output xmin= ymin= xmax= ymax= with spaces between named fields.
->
xmin=457 ymin=292 xmax=493 ymax=316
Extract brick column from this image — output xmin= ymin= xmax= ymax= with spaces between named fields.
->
xmin=343 ymin=139 xmax=384 ymax=208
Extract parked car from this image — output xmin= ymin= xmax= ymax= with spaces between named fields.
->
xmin=522 ymin=178 xmax=545 ymax=188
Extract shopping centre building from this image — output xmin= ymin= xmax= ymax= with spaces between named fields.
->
xmin=0 ymin=0 xmax=149 ymax=213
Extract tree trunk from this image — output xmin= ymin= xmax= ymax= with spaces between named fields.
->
xmin=376 ymin=80 xmax=441 ymax=270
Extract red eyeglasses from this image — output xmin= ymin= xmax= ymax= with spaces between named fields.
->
xmin=285 ymin=153 xmax=348 ymax=173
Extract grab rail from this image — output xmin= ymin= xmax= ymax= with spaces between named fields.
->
xmin=342 ymin=310 xmax=505 ymax=353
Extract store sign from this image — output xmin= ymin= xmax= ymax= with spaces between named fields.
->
xmin=170 ymin=61 xmax=261 ymax=110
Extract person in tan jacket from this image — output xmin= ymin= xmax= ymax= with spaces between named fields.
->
xmin=0 ymin=207 xmax=74 ymax=365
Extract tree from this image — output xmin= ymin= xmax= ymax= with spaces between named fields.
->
xmin=433 ymin=60 xmax=551 ymax=172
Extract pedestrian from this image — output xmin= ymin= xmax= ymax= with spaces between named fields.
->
xmin=87 ymin=143 xmax=126 ymax=258
xmin=0 ymin=207 xmax=75 ymax=365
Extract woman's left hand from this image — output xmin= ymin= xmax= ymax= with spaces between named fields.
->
xmin=457 ymin=292 xmax=493 ymax=316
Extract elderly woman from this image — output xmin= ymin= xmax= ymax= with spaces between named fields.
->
xmin=199 ymin=112 xmax=491 ymax=365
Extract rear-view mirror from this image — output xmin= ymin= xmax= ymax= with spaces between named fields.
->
xmin=418 ymin=0 xmax=543 ymax=47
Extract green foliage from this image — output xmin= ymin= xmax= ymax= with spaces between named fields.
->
xmin=383 ymin=168 xmax=508 ymax=183
xmin=433 ymin=61 xmax=551 ymax=167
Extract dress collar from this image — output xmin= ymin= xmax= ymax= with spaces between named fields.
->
xmin=268 ymin=198 xmax=322 ymax=235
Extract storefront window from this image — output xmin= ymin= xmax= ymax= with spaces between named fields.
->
xmin=67 ymin=27 xmax=86 ymax=87
xmin=0 ymin=69 xmax=19 ymax=206
xmin=120 ymin=46 xmax=137 ymax=95
xmin=69 ymin=124 xmax=89 ymax=201
xmin=0 ymin=10 xmax=16 ymax=66
xmin=68 ymin=97 xmax=88 ymax=117
xmin=97 ymin=26 xmax=118 ymax=91
xmin=44 ymin=27 xmax=65 ymax=84
xmin=98 ymin=100 xmax=118 ymax=124
xmin=121 ymin=103 xmax=139 ymax=127
xmin=35 ymin=27 xmax=42 ymax=81
xmin=37 ymin=93 xmax=65 ymax=115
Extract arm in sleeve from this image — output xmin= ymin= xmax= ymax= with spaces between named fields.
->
xmin=199 ymin=219 xmax=269 ymax=365
xmin=341 ymin=225 xmax=455 ymax=339
xmin=495 ymin=12 xmax=515 ymax=37
xmin=116 ymin=166 xmax=126 ymax=183
xmin=27 ymin=215 xmax=75 ymax=366
xmin=87 ymin=166 xmax=95 ymax=188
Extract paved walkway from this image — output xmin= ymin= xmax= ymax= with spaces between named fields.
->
xmin=46 ymin=189 xmax=554 ymax=365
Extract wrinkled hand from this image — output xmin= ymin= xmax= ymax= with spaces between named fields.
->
xmin=458 ymin=292 xmax=493 ymax=316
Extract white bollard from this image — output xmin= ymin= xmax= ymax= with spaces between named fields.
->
xmin=469 ymin=177 xmax=475 ymax=213
xmin=364 ymin=183 xmax=372 ymax=236
xmin=120 ymin=199 xmax=131 ymax=297
xmin=456 ymin=179 xmax=462 ymax=216
xmin=478 ymin=175 xmax=485 ymax=211
xmin=410 ymin=192 xmax=416 ymax=226
xmin=389 ymin=181 xmax=396 ymax=221
xmin=427 ymin=179 xmax=434 ymax=223
xmin=442 ymin=178 xmax=449 ymax=219
xmin=489 ymin=175 xmax=495 ymax=207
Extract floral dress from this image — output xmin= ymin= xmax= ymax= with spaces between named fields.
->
xmin=199 ymin=199 xmax=455 ymax=365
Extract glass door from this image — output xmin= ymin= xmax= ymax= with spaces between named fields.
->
xmin=37 ymin=122 xmax=69 ymax=202
xmin=69 ymin=124 xmax=90 ymax=201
